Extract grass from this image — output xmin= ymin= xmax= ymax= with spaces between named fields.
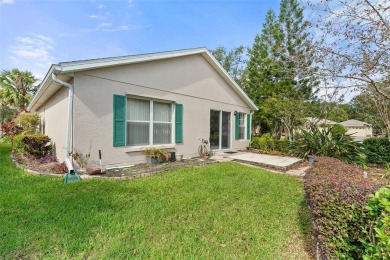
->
xmin=0 ymin=144 xmax=312 ymax=259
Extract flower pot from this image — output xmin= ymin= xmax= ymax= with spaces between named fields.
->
xmin=307 ymin=155 xmax=316 ymax=164
xmin=176 ymin=154 xmax=183 ymax=162
xmin=146 ymin=156 xmax=159 ymax=165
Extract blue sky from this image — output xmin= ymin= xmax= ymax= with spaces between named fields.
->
xmin=0 ymin=0 xmax=280 ymax=80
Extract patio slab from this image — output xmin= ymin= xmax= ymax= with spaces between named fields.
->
xmin=227 ymin=153 xmax=302 ymax=172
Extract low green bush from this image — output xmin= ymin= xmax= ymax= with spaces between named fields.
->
xmin=12 ymin=134 xmax=25 ymax=153
xmin=21 ymin=134 xmax=51 ymax=159
xmin=0 ymin=135 xmax=11 ymax=144
xmin=274 ymin=139 xmax=289 ymax=153
xmin=361 ymin=186 xmax=390 ymax=259
xmin=363 ymin=137 xmax=390 ymax=165
xmin=14 ymin=112 xmax=40 ymax=135
xmin=304 ymin=157 xmax=382 ymax=258
xmin=250 ymin=134 xmax=290 ymax=154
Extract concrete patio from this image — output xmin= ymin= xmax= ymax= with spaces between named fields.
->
xmin=214 ymin=151 xmax=303 ymax=172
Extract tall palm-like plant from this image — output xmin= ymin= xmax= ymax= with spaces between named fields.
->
xmin=0 ymin=69 xmax=38 ymax=111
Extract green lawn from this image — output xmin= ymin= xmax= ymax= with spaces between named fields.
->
xmin=0 ymin=144 xmax=312 ymax=259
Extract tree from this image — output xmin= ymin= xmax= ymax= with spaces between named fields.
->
xmin=246 ymin=0 xmax=318 ymax=139
xmin=210 ymin=46 xmax=247 ymax=87
xmin=349 ymin=91 xmax=390 ymax=135
xmin=0 ymin=69 xmax=38 ymax=111
xmin=307 ymin=0 xmax=390 ymax=101
xmin=0 ymin=90 xmax=16 ymax=125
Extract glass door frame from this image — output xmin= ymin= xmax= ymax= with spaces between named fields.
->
xmin=210 ymin=110 xmax=232 ymax=151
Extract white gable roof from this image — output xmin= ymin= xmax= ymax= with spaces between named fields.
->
xmin=340 ymin=119 xmax=371 ymax=127
xmin=28 ymin=48 xmax=258 ymax=111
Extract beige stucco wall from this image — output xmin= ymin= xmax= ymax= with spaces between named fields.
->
xmin=345 ymin=126 xmax=373 ymax=138
xmin=72 ymin=54 xmax=252 ymax=168
xmin=36 ymin=86 xmax=69 ymax=161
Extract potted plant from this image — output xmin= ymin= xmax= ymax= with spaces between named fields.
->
xmin=145 ymin=148 xmax=170 ymax=164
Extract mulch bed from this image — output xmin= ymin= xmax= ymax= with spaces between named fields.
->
xmin=11 ymin=151 xmax=219 ymax=179
xmin=93 ymin=159 xmax=218 ymax=178
xmin=12 ymin=152 xmax=61 ymax=175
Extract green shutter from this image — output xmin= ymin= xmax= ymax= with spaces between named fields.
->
xmin=113 ymin=94 xmax=126 ymax=147
xmin=175 ymin=103 xmax=183 ymax=143
xmin=247 ymin=114 xmax=251 ymax=140
xmin=235 ymin=112 xmax=239 ymax=140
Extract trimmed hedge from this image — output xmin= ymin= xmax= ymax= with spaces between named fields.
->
xmin=363 ymin=137 xmax=390 ymax=165
xmin=304 ymin=157 xmax=384 ymax=259
xmin=250 ymin=134 xmax=290 ymax=155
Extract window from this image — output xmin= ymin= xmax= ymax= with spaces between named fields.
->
xmin=126 ymin=98 xmax=172 ymax=146
xmin=238 ymin=113 xmax=245 ymax=139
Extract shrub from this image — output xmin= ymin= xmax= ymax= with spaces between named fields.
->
xmin=12 ymin=134 xmax=25 ymax=153
xmin=0 ymin=135 xmax=11 ymax=144
xmin=251 ymin=134 xmax=291 ymax=155
xmin=14 ymin=112 xmax=40 ymax=134
xmin=360 ymin=186 xmax=390 ymax=259
xmin=274 ymin=139 xmax=289 ymax=153
xmin=21 ymin=135 xmax=51 ymax=159
xmin=363 ymin=137 xmax=390 ymax=165
xmin=1 ymin=120 xmax=23 ymax=142
xmin=50 ymin=162 xmax=68 ymax=174
xmin=291 ymin=125 xmax=365 ymax=165
xmin=304 ymin=157 xmax=381 ymax=258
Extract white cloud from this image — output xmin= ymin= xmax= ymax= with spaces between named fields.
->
xmin=0 ymin=0 xmax=14 ymax=4
xmin=128 ymin=0 xmax=134 ymax=7
xmin=89 ymin=14 xmax=106 ymax=20
xmin=9 ymin=34 xmax=56 ymax=79
xmin=98 ymin=4 xmax=103 ymax=9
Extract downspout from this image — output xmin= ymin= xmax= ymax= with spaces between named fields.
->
xmin=51 ymin=74 xmax=74 ymax=173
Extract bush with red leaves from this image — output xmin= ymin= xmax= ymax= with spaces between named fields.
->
xmin=304 ymin=157 xmax=381 ymax=259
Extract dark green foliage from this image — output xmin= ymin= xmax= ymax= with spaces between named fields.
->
xmin=291 ymin=125 xmax=364 ymax=165
xmin=21 ymin=135 xmax=51 ymax=159
xmin=363 ymin=137 xmax=390 ymax=165
xmin=210 ymin=46 xmax=247 ymax=87
xmin=361 ymin=187 xmax=390 ymax=259
xmin=304 ymin=157 xmax=381 ymax=258
xmin=250 ymin=133 xmax=290 ymax=155
xmin=246 ymin=0 xmax=318 ymax=138
xmin=12 ymin=134 xmax=25 ymax=153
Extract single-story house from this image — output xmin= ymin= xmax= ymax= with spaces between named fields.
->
xmin=28 ymin=48 xmax=258 ymax=170
xmin=304 ymin=117 xmax=338 ymax=127
xmin=340 ymin=119 xmax=373 ymax=141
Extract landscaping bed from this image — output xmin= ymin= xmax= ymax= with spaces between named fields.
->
xmin=101 ymin=159 xmax=217 ymax=178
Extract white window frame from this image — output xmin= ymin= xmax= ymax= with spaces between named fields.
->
xmin=126 ymin=97 xmax=174 ymax=147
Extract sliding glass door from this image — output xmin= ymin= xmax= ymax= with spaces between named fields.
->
xmin=210 ymin=110 xmax=231 ymax=150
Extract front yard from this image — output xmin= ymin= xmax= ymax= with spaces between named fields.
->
xmin=0 ymin=144 xmax=313 ymax=259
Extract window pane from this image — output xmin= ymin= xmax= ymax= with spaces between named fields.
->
xmin=239 ymin=113 xmax=245 ymax=139
xmin=239 ymin=126 xmax=245 ymax=139
xmin=154 ymin=102 xmax=171 ymax=122
xmin=153 ymin=123 xmax=171 ymax=144
xmin=127 ymin=122 xmax=149 ymax=146
xmin=127 ymin=98 xmax=150 ymax=121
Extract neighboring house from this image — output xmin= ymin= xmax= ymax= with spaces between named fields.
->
xmin=294 ymin=117 xmax=338 ymax=135
xmin=340 ymin=119 xmax=373 ymax=141
xmin=28 ymin=48 xmax=258 ymax=169
xmin=304 ymin=117 xmax=338 ymax=127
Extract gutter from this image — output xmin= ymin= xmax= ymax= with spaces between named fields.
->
xmin=51 ymin=73 xmax=74 ymax=173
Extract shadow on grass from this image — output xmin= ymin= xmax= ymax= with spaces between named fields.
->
xmin=298 ymin=197 xmax=316 ymax=259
